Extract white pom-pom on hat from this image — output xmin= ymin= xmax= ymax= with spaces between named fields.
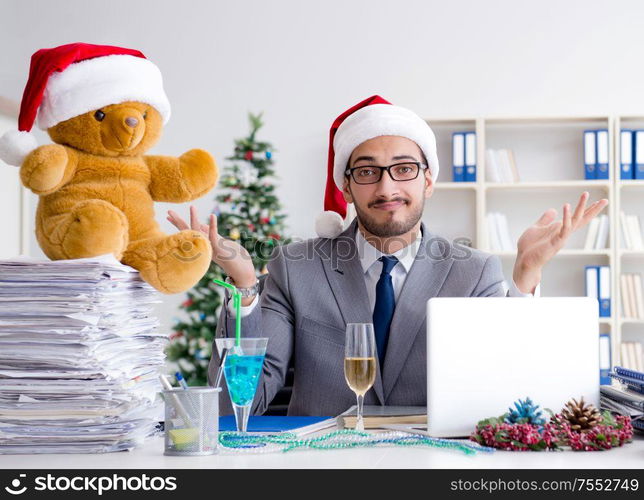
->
xmin=0 ymin=130 xmax=38 ymax=166
xmin=315 ymin=211 xmax=345 ymax=239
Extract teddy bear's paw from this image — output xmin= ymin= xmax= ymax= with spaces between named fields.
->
xmin=60 ymin=199 xmax=129 ymax=259
xmin=179 ymin=149 xmax=218 ymax=197
xmin=21 ymin=144 xmax=68 ymax=194
xmin=125 ymin=231 xmax=212 ymax=294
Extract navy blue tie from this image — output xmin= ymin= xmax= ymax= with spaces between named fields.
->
xmin=372 ymin=255 xmax=398 ymax=369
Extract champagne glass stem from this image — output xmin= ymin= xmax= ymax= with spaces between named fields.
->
xmin=355 ymin=393 xmax=365 ymax=431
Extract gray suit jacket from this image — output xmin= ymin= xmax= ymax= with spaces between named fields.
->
xmin=208 ymin=217 xmax=510 ymax=416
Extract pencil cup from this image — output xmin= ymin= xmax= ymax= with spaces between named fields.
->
xmin=163 ymin=386 xmax=221 ymax=456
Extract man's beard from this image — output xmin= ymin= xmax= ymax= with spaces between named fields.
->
xmin=354 ymin=198 xmax=424 ymax=237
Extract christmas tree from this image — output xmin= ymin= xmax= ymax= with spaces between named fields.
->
xmin=166 ymin=113 xmax=290 ymax=385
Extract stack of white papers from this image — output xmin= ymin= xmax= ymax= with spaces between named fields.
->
xmin=0 ymin=254 xmax=167 ymax=454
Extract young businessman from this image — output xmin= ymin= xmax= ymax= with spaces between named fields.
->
xmin=169 ymin=96 xmax=608 ymax=416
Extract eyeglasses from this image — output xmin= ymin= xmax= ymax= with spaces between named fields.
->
xmin=344 ymin=162 xmax=428 ymax=185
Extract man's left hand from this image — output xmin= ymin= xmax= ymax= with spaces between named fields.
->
xmin=513 ymin=191 xmax=609 ymax=294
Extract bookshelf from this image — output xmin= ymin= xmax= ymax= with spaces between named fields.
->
xmin=424 ymin=114 xmax=644 ymax=369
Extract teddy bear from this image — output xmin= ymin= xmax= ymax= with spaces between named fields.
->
xmin=0 ymin=43 xmax=216 ymax=294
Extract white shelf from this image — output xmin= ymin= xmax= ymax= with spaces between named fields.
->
xmin=618 ymin=180 xmax=644 ymax=189
xmin=485 ymin=180 xmax=610 ymax=190
xmin=433 ymin=182 xmax=478 ymax=190
xmin=619 ymin=318 xmax=644 ymax=326
xmin=492 ymin=249 xmax=611 ymax=257
xmin=618 ymin=249 xmax=644 ymax=257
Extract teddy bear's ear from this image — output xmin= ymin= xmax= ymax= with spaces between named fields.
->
xmin=0 ymin=130 xmax=38 ymax=166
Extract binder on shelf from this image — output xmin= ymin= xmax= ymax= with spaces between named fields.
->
xmin=464 ymin=131 xmax=476 ymax=182
xmin=583 ymin=130 xmax=596 ymax=180
xmin=620 ymin=129 xmax=634 ymax=180
xmin=595 ymin=129 xmax=609 ymax=180
xmin=599 ymin=265 xmax=611 ymax=318
xmin=635 ymin=130 xmax=644 ymax=180
xmin=585 ymin=265 xmax=599 ymax=314
xmin=452 ymin=132 xmax=465 ymax=182
xmin=599 ymin=333 xmax=611 ymax=385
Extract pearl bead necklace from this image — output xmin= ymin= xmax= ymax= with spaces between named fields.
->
xmin=218 ymin=430 xmax=495 ymax=455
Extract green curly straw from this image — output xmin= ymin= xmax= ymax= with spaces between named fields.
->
xmin=213 ymin=279 xmax=241 ymax=347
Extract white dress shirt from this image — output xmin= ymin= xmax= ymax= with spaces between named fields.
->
xmin=231 ymin=226 xmax=540 ymax=317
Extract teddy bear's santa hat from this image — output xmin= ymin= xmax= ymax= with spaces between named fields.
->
xmin=315 ymin=95 xmax=440 ymax=239
xmin=0 ymin=42 xmax=171 ymax=166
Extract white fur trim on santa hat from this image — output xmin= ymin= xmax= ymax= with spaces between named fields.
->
xmin=0 ymin=130 xmax=38 ymax=166
xmin=315 ymin=210 xmax=345 ymax=239
xmin=332 ymin=103 xmax=439 ymax=189
xmin=37 ymin=54 xmax=171 ymax=130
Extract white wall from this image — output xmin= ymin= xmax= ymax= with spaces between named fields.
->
xmin=2 ymin=0 xmax=644 ymax=332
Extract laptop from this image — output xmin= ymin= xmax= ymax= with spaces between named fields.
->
xmin=426 ymin=297 xmax=600 ymax=437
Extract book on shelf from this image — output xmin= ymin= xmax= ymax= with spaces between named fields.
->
xmin=620 ymin=273 xmax=644 ymax=319
xmin=620 ymin=212 xmax=644 ymax=250
xmin=583 ymin=214 xmax=609 ymax=250
xmin=486 ymin=212 xmax=514 ymax=251
xmin=619 ymin=342 xmax=644 ymax=372
xmin=485 ymin=148 xmax=520 ymax=183
xmin=338 ymin=405 xmax=426 ymax=429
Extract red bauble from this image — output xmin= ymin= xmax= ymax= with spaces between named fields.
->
xmin=244 ymin=150 xmax=253 ymax=161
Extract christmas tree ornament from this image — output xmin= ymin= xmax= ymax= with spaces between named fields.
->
xmin=559 ymin=397 xmax=603 ymax=432
xmin=505 ymin=397 xmax=546 ymax=426
xmin=229 ymin=228 xmax=241 ymax=240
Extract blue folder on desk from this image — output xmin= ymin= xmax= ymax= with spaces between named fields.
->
xmin=219 ymin=415 xmax=332 ymax=432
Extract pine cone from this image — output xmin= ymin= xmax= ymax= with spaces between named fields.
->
xmin=561 ymin=397 xmax=603 ymax=432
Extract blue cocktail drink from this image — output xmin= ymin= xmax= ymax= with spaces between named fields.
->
xmin=224 ymin=354 xmax=265 ymax=406
xmin=215 ymin=337 xmax=268 ymax=432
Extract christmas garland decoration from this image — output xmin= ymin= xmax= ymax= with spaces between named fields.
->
xmin=471 ymin=397 xmax=634 ymax=451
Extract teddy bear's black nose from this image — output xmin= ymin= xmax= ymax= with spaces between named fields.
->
xmin=125 ymin=117 xmax=139 ymax=128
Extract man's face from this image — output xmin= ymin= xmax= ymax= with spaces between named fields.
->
xmin=342 ymin=135 xmax=434 ymax=237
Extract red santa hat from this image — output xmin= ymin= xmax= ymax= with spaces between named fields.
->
xmin=314 ymin=95 xmax=440 ymax=238
xmin=0 ymin=42 xmax=171 ymax=166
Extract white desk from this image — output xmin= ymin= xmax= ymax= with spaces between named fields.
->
xmin=1 ymin=433 xmax=643 ymax=469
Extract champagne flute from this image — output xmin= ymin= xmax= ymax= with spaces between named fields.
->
xmin=344 ymin=323 xmax=377 ymax=431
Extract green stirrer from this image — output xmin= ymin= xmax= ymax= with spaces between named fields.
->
xmin=213 ymin=279 xmax=241 ymax=348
